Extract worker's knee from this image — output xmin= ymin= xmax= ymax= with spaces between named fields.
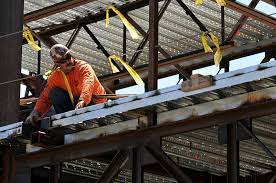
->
xmin=48 ymin=87 xmax=67 ymax=103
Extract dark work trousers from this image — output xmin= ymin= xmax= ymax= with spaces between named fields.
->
xmin=48 ymin=87 xmax=79 ymax=114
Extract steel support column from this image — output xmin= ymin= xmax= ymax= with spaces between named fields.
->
xmin=0 ymin=147 xmax=16 ymax=183
xmin=49 ymin=164 xmax=61 ymax=183
xmin=0 ymin=0 xmax=23 ymax=124
xmin=145 ymin=143 xmax=192 ymax=183
xmin=227 ymin=122 xmax=239 ymax=183
xmin=221 ymin=6 xmax=225 ymax=43
xmin=37 ymin=41 xmax=41 ymax=74
xmin=147 ymin=0 xmax=159 ymax=127
xmin=148 ymin=0 xmax=158 ymax=92
xmin=123 ymin=25 xmax=127 ymax=62
xmin=97 ymin=149 xmax=129 ymax=183
xmin=132 ymin=147 xmax=143 ymax=183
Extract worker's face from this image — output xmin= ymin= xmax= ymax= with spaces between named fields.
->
xmin=54 ymin=57 xmax=74 ymax=74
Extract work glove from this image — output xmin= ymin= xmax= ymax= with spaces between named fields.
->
xmin=75 ymin=100 xmax=85 ymax=109
xmin=25 ymin=110 xmax=40 ymax=124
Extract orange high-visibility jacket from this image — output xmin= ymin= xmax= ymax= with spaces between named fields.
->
xmin=34 ymin=59 xmax=107 ymax=115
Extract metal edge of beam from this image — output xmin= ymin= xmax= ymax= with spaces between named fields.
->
xmin=64 ymin=86 xmax=276 ymax=144
xmin=96 ymin=149 xmax=129 ymax=183
xmin=51 ymin=61 xmax=276 ymax=127
xmin=227 ymin=0 xmax=261 ymax=41
xmin=226 ymin=1 xmax=276 ymax=27
xmin=145 ymin=143 xmax=192 ymax=183
xmin=1 ymin=60 xmax=276 ymax=139
xmin=35 ymin=0 xmax=165 ymax=37
xmin=99 ymin=38 xmax=275 ymax=89
xmin=24 ymin=0 xmax=97 ymax=23
xmin=15 ymin=95 xmax=276 ymax=168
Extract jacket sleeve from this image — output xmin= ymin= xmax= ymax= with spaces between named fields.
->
xmin=78 ymin=64 xmax=96 ymax=105
xmin=34 ymin=75 xmax=55 ymax=116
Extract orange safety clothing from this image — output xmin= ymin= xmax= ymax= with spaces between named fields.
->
xmin=34 ymin=59 xmax=107 ymax=116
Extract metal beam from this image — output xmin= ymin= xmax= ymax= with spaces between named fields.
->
xmin=49 ymin=61 xmax=276 ymax=127
xmin=99 ymin=38 xmax=274 ymax=90
xmin=82 ymin=25 xmax=122 ymax=72
xmin=16 ymin=88 xmax=276 ymax=168
xmin=227 ymin=0 xmax=260 ymax=41
xmin=145 ymin=143 xmax=192 ymax=183
xmin=97 ymin=150 xmax=129 ymax=183
xmin=49 ymin=164 xmax=61 ymax=183
xmin=66 ymin=25 xmax=82 ymax=49
xmin=176 ymin=0 xmax=208 ymax=32
xmin=261 ymin=50 xmax=275 ymax=63
xmin=62 ymin=85 xmax=276 ymax=146
xmin=36 ymin=0 xmax=165 ymax=38
xmin=126 ymin=0 xmax=171 ymax=67
xmin=0 ymin=147 xmax=16 ymax=183
xmin=123 ymin=25 xmax=127 ymax=62
xmin=227 ymin=122 xmax=239 ymax=183
xmin=0 ymin=0 xmax=23 ymax=124
xmin=37 ymin=41 xmax=41 ymax=74
xmin=24 ymin=0 xmax=97 ymax=23
xmin=221 ymin=6 xmax=225 ymax=42
xmin=132 ymin=147 xmax=143 ymax=183
xmin=147 ymin=0 xmax=159 ymax=128
xmin=239 ymin=122 xmax=276 ymax=162
xmin=148 ymin=0 xmax=158 ymax=91
xmin=226 ymin=1 xmax=276 ymax=28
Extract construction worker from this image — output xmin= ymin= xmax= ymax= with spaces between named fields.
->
xmin=25 ymin=44 xmax=107 ymax=123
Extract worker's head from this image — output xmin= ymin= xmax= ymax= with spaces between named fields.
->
xmin=50 ymin=44 xmax=74 ymax=73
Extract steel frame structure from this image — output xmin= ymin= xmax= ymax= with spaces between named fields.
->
xmin=1 ymin=0 xmax=276 ymax=182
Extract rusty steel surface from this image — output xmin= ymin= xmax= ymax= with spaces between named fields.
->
xmin=1 ymin=62 xmax=274 ymax=178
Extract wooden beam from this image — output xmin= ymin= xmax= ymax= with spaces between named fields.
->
xmin=24 ymin=0 xmax=97 ymax=23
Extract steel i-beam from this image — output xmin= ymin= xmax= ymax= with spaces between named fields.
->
xmin=97 ymin=149 xmax=129 ymax=183
xmin=145 ymin=143 xmax=192 ymax=183
xmin=227 ymin=122 xmax=239 ymax=183
xmin=82 ymin=25 xmax=122 ymax=72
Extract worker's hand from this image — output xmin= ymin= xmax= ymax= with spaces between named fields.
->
xmin=75 ymin=100 xmax=85 ymax=109
xmin=25 ymin=110 xmax=40 ymax=124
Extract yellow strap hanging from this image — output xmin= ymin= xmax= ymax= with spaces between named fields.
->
xmin=59 ymin=69 xmax=75 ymax=106
xmin=108 ymin=55 xmax=144 ymax=86
xmin=215 ymin=0 xmax=226 ymax=6
xmin=106 ymin=5 xmax=139 ymax=39
xmin=195 ymin=0 xmax=203 ymax=5
xmin=195 ymin=0 xmax=226 ymax=6
xmin=23 ymin=26 xmax=41 ymax=52
xmin=201 ymin=32 xmax=222 ymax=66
